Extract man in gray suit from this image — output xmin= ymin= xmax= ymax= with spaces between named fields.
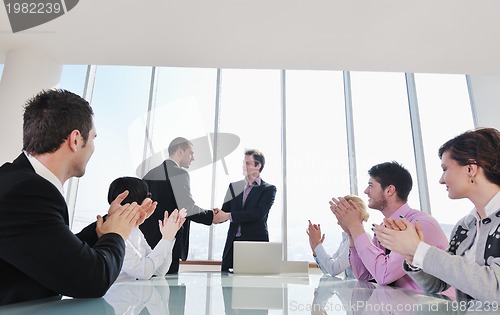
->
xmin=141 ymin=137 xmax=214 ymax=274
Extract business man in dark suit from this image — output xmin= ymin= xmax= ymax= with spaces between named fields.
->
xmin=0 ymin=89 xmax=156 ymax=305
xmin=213 ymin=149 xmax=277 ymax=272
xmin=141 ymin=137 xmax=214 ymax=274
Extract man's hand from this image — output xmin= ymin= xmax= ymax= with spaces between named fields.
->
xmin=107 ymin=190 xmax=129 ymax=216
xmin=306 ymin=220 xmax=325 ymax=256
xmin=213 ymin=207 xmax=220 ymax=215
xmin=106 ymin=190 xmax=157 ymax=227
xmin=213 ymin=209 xmax=230 ymax=224
xmin=337 ymin=220 xmax=350 ymax=236
xmin=159 ymin=208 xmax=187 ymax=240
xmin=330 ymin=197 xmax=364 ymax=238
xmin=96 ymin=201 xmax=141 ymax=240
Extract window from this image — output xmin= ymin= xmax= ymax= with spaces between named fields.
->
xmin=350 ymin=72 xmax=418 ymax=227
xmin=415 ymin=74 xmax=474 ymax=234
xmin=58 ymin=65 xmax=91 ymax=226
xmin=59 ymin=65 xmax=87 ymax=96
xmin=58 ymin=65 xmax=474 ymax=262
xmin=212 ymin=69 xmax=283 ymax=260
xmin=285 ymin=70 xmax=349 ymax=261
xmin=150 ymin=67 xmax=217 ymax=260
xmin=71 ymin=66 xmax=152 ymax=232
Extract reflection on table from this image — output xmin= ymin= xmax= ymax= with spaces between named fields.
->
xmin=310 ymin=275 xmax=500 ymax=315
xmin=103 ymin=277 xmax=182 ymax=315
xmin=2 ymin=271 xmax=490 ymax=315
xmin=0 ymin=296 xmax=114 ymax=315
xmin=220 ymin=271 xmax=309 ymax=314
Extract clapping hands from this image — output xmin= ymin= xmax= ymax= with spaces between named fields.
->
xmin=329 ymin=197 xmax=365 ymax=239
xmin=373 ymin=218 xmax=424 ymax=263
xmin=137 ymin=196 xmax=157 ymax=225
xmin=306 ymin=220 xmax=325 ymax=256
xmin=106 ymin=190 xmax=158 ymax=226
xmin=159 ymin=208 xmax=187 ymax=241
xmin=97 ymin=190 xmax=141 ymax=240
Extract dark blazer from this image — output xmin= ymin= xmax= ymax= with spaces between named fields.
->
xmin=0 ymin=153 xmax=125 ymax=305
xmin=221 ymin=179 xmax=277 ymax=264
xmin=140 ymin=159 xmax=213 ymax=261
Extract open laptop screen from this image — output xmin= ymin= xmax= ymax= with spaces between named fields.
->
xmin=232 ymin=241 xmax=282 ymax=275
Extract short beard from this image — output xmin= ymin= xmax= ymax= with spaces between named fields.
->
xmin=370 ymin=195 xmax=388 ymax=212
xmin=379 ymin=196 xmax=388 ymax=212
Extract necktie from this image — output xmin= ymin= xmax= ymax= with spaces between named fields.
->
xmin=242 ymin=182 xmax=254 ymax=205
xmin=235 ymin=182 xmax=256 ymax=237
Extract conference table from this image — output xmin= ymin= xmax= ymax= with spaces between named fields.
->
xmin=0 ymin=271 xmax=495 ymax=314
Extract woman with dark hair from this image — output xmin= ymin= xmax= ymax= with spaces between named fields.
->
xmin=107 ymin=177 xmax=187 ymax=281
xmin=374 ymin=127 xmax=500 ymax=302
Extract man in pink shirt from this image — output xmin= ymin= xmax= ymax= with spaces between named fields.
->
xmin=331 ymin=161 xmax=448 ymax=290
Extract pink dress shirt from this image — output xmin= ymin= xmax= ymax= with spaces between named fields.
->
xmin=349 ymin=203 xmax=449 ymax=291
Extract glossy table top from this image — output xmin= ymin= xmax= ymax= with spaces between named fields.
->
xmin=0 ymin=271 xmax=496 ymax=314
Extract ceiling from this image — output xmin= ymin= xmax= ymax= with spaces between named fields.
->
xmin=1 ymin=0 xmax=500 ymax=74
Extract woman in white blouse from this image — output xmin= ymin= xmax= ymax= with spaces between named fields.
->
xmin=307 ymin=195 xmax=369 ymax=278
xmin=107 ymin=177 xmax=187 ymax=282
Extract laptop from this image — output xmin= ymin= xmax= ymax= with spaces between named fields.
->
xmin=232 ymin=241 xmax=282 ymax=275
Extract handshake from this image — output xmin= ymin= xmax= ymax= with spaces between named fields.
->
xmin=212 ymin=208 xmax=230 ymax=224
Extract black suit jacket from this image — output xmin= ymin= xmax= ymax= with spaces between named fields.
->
xmin=221 ymin=179 xmax=277 ymax=262
xmin=0 ymin=154 xmax=125 ymax=305
xmin=141 ymin=159 xmax=213 ymax=261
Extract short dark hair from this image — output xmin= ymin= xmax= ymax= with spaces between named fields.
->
xmin=22 ymin=89 xmax=94 ymax=155
xmin=368 ymin=161 xmax=413 ymax=202
xmin=107 ymin=177 xmax=149 ymax=205
xmin=168 ymin=137 xmax=193 ymax=156
xmin=245 ymin=149 xmax=265 ymax=172
xmin=439 ymin=127 xmax=500 ymax=186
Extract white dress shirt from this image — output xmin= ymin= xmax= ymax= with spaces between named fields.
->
xmin=24 ymin=151 xmax=64 ymax=196
xmin=116 ymin=227 xmax=175 ymax=282
xmin=314 ymin=232 xmax=353 ymax=278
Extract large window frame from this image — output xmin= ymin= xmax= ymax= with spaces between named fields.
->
xmin=61 ymin=66 xmax=475 ymax=262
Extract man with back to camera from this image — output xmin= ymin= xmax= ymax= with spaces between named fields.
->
xmin=141 ymin=137 xmax=214 ymax=274
xmin=213 ymin=149 xmax=277 ymax=272
xmin=0 ymin=89 xmax=156 ymax=305
xmin=331 ymin=161 xmax=449 ymax=291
